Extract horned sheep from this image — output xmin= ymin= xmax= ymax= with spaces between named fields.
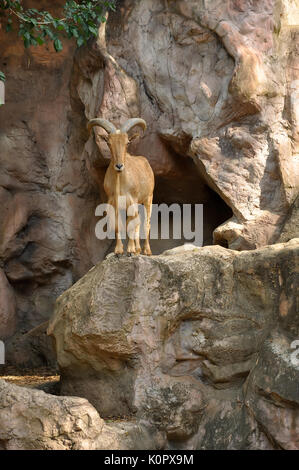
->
xmin=88 ymin=118 xmax=155 ymax=256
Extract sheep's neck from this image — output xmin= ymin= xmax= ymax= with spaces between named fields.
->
xmin=115 ymin=171 xmax=121 ymax=229
xmin=115 ymin=171 xmax=121 ymax=198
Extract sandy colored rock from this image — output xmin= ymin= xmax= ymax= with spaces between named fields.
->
xmin=48 ymin=239 xmax=299 ymax=449
xmin=245 ymin=333 xmax=299 ymax=450
xmin=0 ymin=379 xmax=159 ymax=450
xmin=0 ymin=0 xmax=297 ymax=448
xmin=81 ymin=0 xmax=298 ymax=250
xmin=0 ymin=0 xmax=298 ymax=365
xmin=0 ymin=378 xmax=105 ymax=450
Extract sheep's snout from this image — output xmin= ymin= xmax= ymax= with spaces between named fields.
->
xmin=115 ymin=163 xmax=124 ymax=172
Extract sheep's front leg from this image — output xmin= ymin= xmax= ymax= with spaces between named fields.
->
xmin=114 ymin=200 xmax=124 ymax=256
xmin=127 ymin=201 xmax=141 ymax=256
xmin=115 ymin=231 xmax=124 ymax=255
xmin=143 ymin=195 xmax=153 ymax=256
xmin=126 ymin=214 xmax=137 ymax=255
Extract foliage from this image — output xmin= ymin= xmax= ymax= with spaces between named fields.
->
xmin=0 ymin=1 xmax=116 ymax=64
xmin=0 ymin=0 xmax=116 ymax=94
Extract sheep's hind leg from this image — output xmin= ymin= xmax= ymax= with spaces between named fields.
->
xmin=135 ymin=221 xmax=141 ymax=254
xmin=134 ymin=209 xmax=141 ymax=254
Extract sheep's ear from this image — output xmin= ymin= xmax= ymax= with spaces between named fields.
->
xmin=129 ymin=133 xmax=140 ymax=143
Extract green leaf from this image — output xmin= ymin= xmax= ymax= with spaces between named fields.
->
xmin=43 ymin=27 xmax=55 ymax=40
xmin=24 ymin=37 xmax=31 ymax=48
xmin=54 ymin=38 xmax=63 ymax=52
xmin=1 ymin=0 xmax=118 ymax=55
xmin=30 ymin=37 xmax=38 ymax=46
xmin=77 ymin=36 xmax=85 ymax=47
xmin=0 ymin=71 xmax=6 ymax=82
xmin=69 ymin=26 xmax=79 ymax=38
xmin=88 ymin=25 xmax=98 ymax=36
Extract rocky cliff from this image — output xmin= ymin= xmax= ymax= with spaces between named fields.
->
xmin=1 ymin=0 xmax=298 ymax=354
xmin=1 ymin=240 xmax=297 ymax=450
xmin=0 ymin=0 xmax=298 ymax=449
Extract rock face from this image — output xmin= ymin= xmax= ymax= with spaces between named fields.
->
xmin=0 ymin=0 xmax=298 ymax=451
xmin=48 ymin=239 xmax=299 ymax=450
xmin=0 ymin=268 xmax=16 ymax=339
xmin=79 ymin=0 xmax=299 ymax=252
xmin=0 ymin=379 xmax=104 ymax=450
xmin=0 ymin=1 xmax=79 ymax=346
xmin=0 ymin=0 xmax=298 ymax=358
xmin=0 ymin=379 xmax=159 ymax=450
xmin=5 ymin=321 xmax=57 ymax=368
xmin=279 ymin=195 xmax=299 ymax=243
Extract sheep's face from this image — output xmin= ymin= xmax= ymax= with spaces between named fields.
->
xmin=108 ymin=133 xmax=129 ymax=172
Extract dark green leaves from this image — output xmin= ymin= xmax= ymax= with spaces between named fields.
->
xmin=1 ymin=1 xmax=116 ymax=54
xmin=88 ymin=25 xmax=98 ymax=36
xmin=36 ymin=36 xmax=44 ymax=46
xmin=54 ymin=38 xmax=63 ymax=52
xmin=76 ymin=36 xmax=85 ymax=48
xmin=0 ymin=0 xmax=117 ymax=84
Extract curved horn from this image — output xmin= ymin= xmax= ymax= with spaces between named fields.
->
xmin=87 ymin=118 xmax=117 ymax=135
xmin=120 ymin=118 xmax=147 ymax=134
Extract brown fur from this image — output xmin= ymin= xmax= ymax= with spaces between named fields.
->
xmin=104 ymin=133 xmax=154 ymax=255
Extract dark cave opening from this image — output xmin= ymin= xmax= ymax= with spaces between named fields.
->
xmin=149 ymin=156 xmax=233 ymax=255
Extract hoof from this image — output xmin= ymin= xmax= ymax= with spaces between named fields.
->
xmin=143 ymin=244 xmax=152 ymax=256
